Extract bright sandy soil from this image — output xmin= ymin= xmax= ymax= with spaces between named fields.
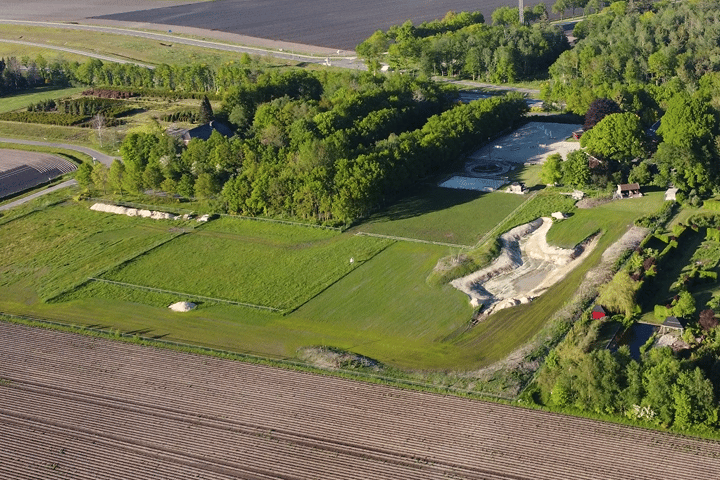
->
xmin=465 ymin=122 xmax=580 ymax=174
xmin=452 ymin=217 xmax=598 ymax=316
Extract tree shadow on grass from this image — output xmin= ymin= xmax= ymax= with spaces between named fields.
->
xmin=366 ymin=185 xmax=485 ymax=223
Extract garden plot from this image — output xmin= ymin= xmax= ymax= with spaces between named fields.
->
xmin=452 ymin=217 xmax=598 ymax=318
xmin=443 ymin=122 xmax=579 ymax=192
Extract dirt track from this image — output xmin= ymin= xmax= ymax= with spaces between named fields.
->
xmin=2 ymin=322 xmax=720 ymax=480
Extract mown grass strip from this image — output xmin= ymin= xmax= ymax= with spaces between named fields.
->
xmin=355 ymin=231 xmax=471 ymax=249
xmin=88 ymin=278 xmax=282 ymax=312
xmin=221 ymin=213 xmax=343 ymax=231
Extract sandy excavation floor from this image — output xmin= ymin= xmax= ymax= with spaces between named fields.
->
xmin=465 ymin=122 xmax=580 ymax=175
xmin=452 ymin=217 xmax=598 ymax=317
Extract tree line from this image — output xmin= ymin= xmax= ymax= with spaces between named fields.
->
xmin=356 ymin=7 xmax=569 ymax=82
xmin=79 ymin=85 xmax=527 ymax=224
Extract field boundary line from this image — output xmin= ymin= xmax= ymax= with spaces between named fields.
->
xmin=354 ymin=232 xmax=471 ymax=249
xmin=472 ymin=191 xmax=538 ymax=248
xmin=88 ymin=278 xmax=282 ymax=312
xmin=220 ymin=213 xmax=343 ymax=231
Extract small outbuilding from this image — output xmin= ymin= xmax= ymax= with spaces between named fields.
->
xmin=660 ymin=316 xmax=684 ymax=334
xmin=506 ymin=182 xmax=526 ymax=194
xmin=617 ymin=183 xmax=641 ymax=198
xmin=591 ymin=305 xmax=607 ymax=320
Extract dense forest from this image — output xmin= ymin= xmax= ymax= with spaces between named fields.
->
xmin=93 ymin=77 xmax=526 ymax=223
xmin=357 ymin=9 xmax=570 ymax=81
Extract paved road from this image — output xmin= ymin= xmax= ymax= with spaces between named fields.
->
xmin=0 ymin=179 xmax=77 ymax=212
xmin=0 ymin=138 xmax=116 ymax=166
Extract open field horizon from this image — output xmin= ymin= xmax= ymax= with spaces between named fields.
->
xmin=3 ymin=0 xmax=524 ymax=51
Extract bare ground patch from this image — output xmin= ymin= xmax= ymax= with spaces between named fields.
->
xmin=451 ymin=217 xmax=598 ymax=318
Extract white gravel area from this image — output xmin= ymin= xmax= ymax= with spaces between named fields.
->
xmin=452 ymin=217 xmax=598 ymax=317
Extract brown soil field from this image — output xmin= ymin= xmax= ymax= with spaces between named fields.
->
xmin=2 ymin=0 xmax=520 ymax=51
xmin=0 ymin=149 xmax=76 ymax=199
xmin=2 ymin=321 xmax=719 ymax=480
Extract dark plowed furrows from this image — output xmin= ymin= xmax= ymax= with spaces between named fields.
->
xmin=2 ymin=323 xmax=720 ymax=480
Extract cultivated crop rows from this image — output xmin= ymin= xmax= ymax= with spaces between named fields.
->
xmin=1 ymin=323 xmax=719 ymax=480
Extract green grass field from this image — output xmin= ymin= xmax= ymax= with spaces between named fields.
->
xmin=100 ymin=218 xmax=391 ymax=310
xmin=0 ymin=25 xmax=306 ymax=68
xmin=0 ymin=187 xmax=668 ymax=371
xmin=547 ymin=192 xmax=665 ymax=248
xmin=357 ymin=186 xmax=526 ymax=246
xmin=0 ymin=86 xmax=84 ymax=113
xmin=0 ymin=201 xmax=181 ymax=301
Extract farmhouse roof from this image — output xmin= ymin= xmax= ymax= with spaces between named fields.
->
xmin=592 ymin=305 xmax=606 ymax=314
xmin=618 ymin=183 xmax=640 ymax=192
xmin=662 ymin=316 xmax=684 ymax=330
xmin=183 ymin=120 xmax=233 ymax=142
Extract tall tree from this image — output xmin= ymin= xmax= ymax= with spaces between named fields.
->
xmin=199 ymin=95 xmax=214 ymax=124
xmin=583 ymin=98 xmax=622 ymax=131
xmin=580 ymin=112 xmax=646 ymax=163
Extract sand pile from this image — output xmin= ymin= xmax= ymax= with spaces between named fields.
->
xmin=91 ymin=203 xmax=179 ymax=220
xmin=452 ymin=217 xmax=598 ymax=318
xmin=168 ymin=301 xmax=196 ymax=312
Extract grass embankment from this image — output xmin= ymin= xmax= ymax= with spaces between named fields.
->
xmin=0 ymin=86 xmax=84 ymax=113
xmin=0 ymin=25 xmax=308 ymax=68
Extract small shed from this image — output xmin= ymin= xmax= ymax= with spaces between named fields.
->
xmin=591 ymin=305 xmax=607 ymax=320
xmin=665 ymin=187 xmax=678 ymax=201
xmin=660 ymin=316 xmax=684 ymax=334
xmin=506 ymin=182 xmax=526 ymax=195
xmin=617 ymin=183 xmax=641 ymax=198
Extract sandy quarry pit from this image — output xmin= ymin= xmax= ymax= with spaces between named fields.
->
xmin=452 ymin=217 xmax=598 ymax=318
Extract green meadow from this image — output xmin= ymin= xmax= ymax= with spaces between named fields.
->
xmin=0 ymin=185 xmax=666 ymax=371
xmin=357 ymin=186 xmax=525 ymax=246
xmin=0 ymin=86 xmax=84 ymax=113
xmin=100 ymin=218 xmax=391 ymax=311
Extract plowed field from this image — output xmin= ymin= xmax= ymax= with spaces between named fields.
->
xmin=1 ymin=321 xmax=719 ymax=480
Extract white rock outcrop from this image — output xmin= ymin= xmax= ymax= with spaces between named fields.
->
xmin=168 ymin=301 xmax=197 ymax=312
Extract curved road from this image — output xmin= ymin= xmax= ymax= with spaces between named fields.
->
xmin=0 ymin=19 xmax=366 ymax=70
xmin=0 ymin=139 xmax=111 ymax=211
xmin=0 ymin=179 xmax=77 ymax=212
xmin=0 ymin=138 xmax=116 ymax=166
